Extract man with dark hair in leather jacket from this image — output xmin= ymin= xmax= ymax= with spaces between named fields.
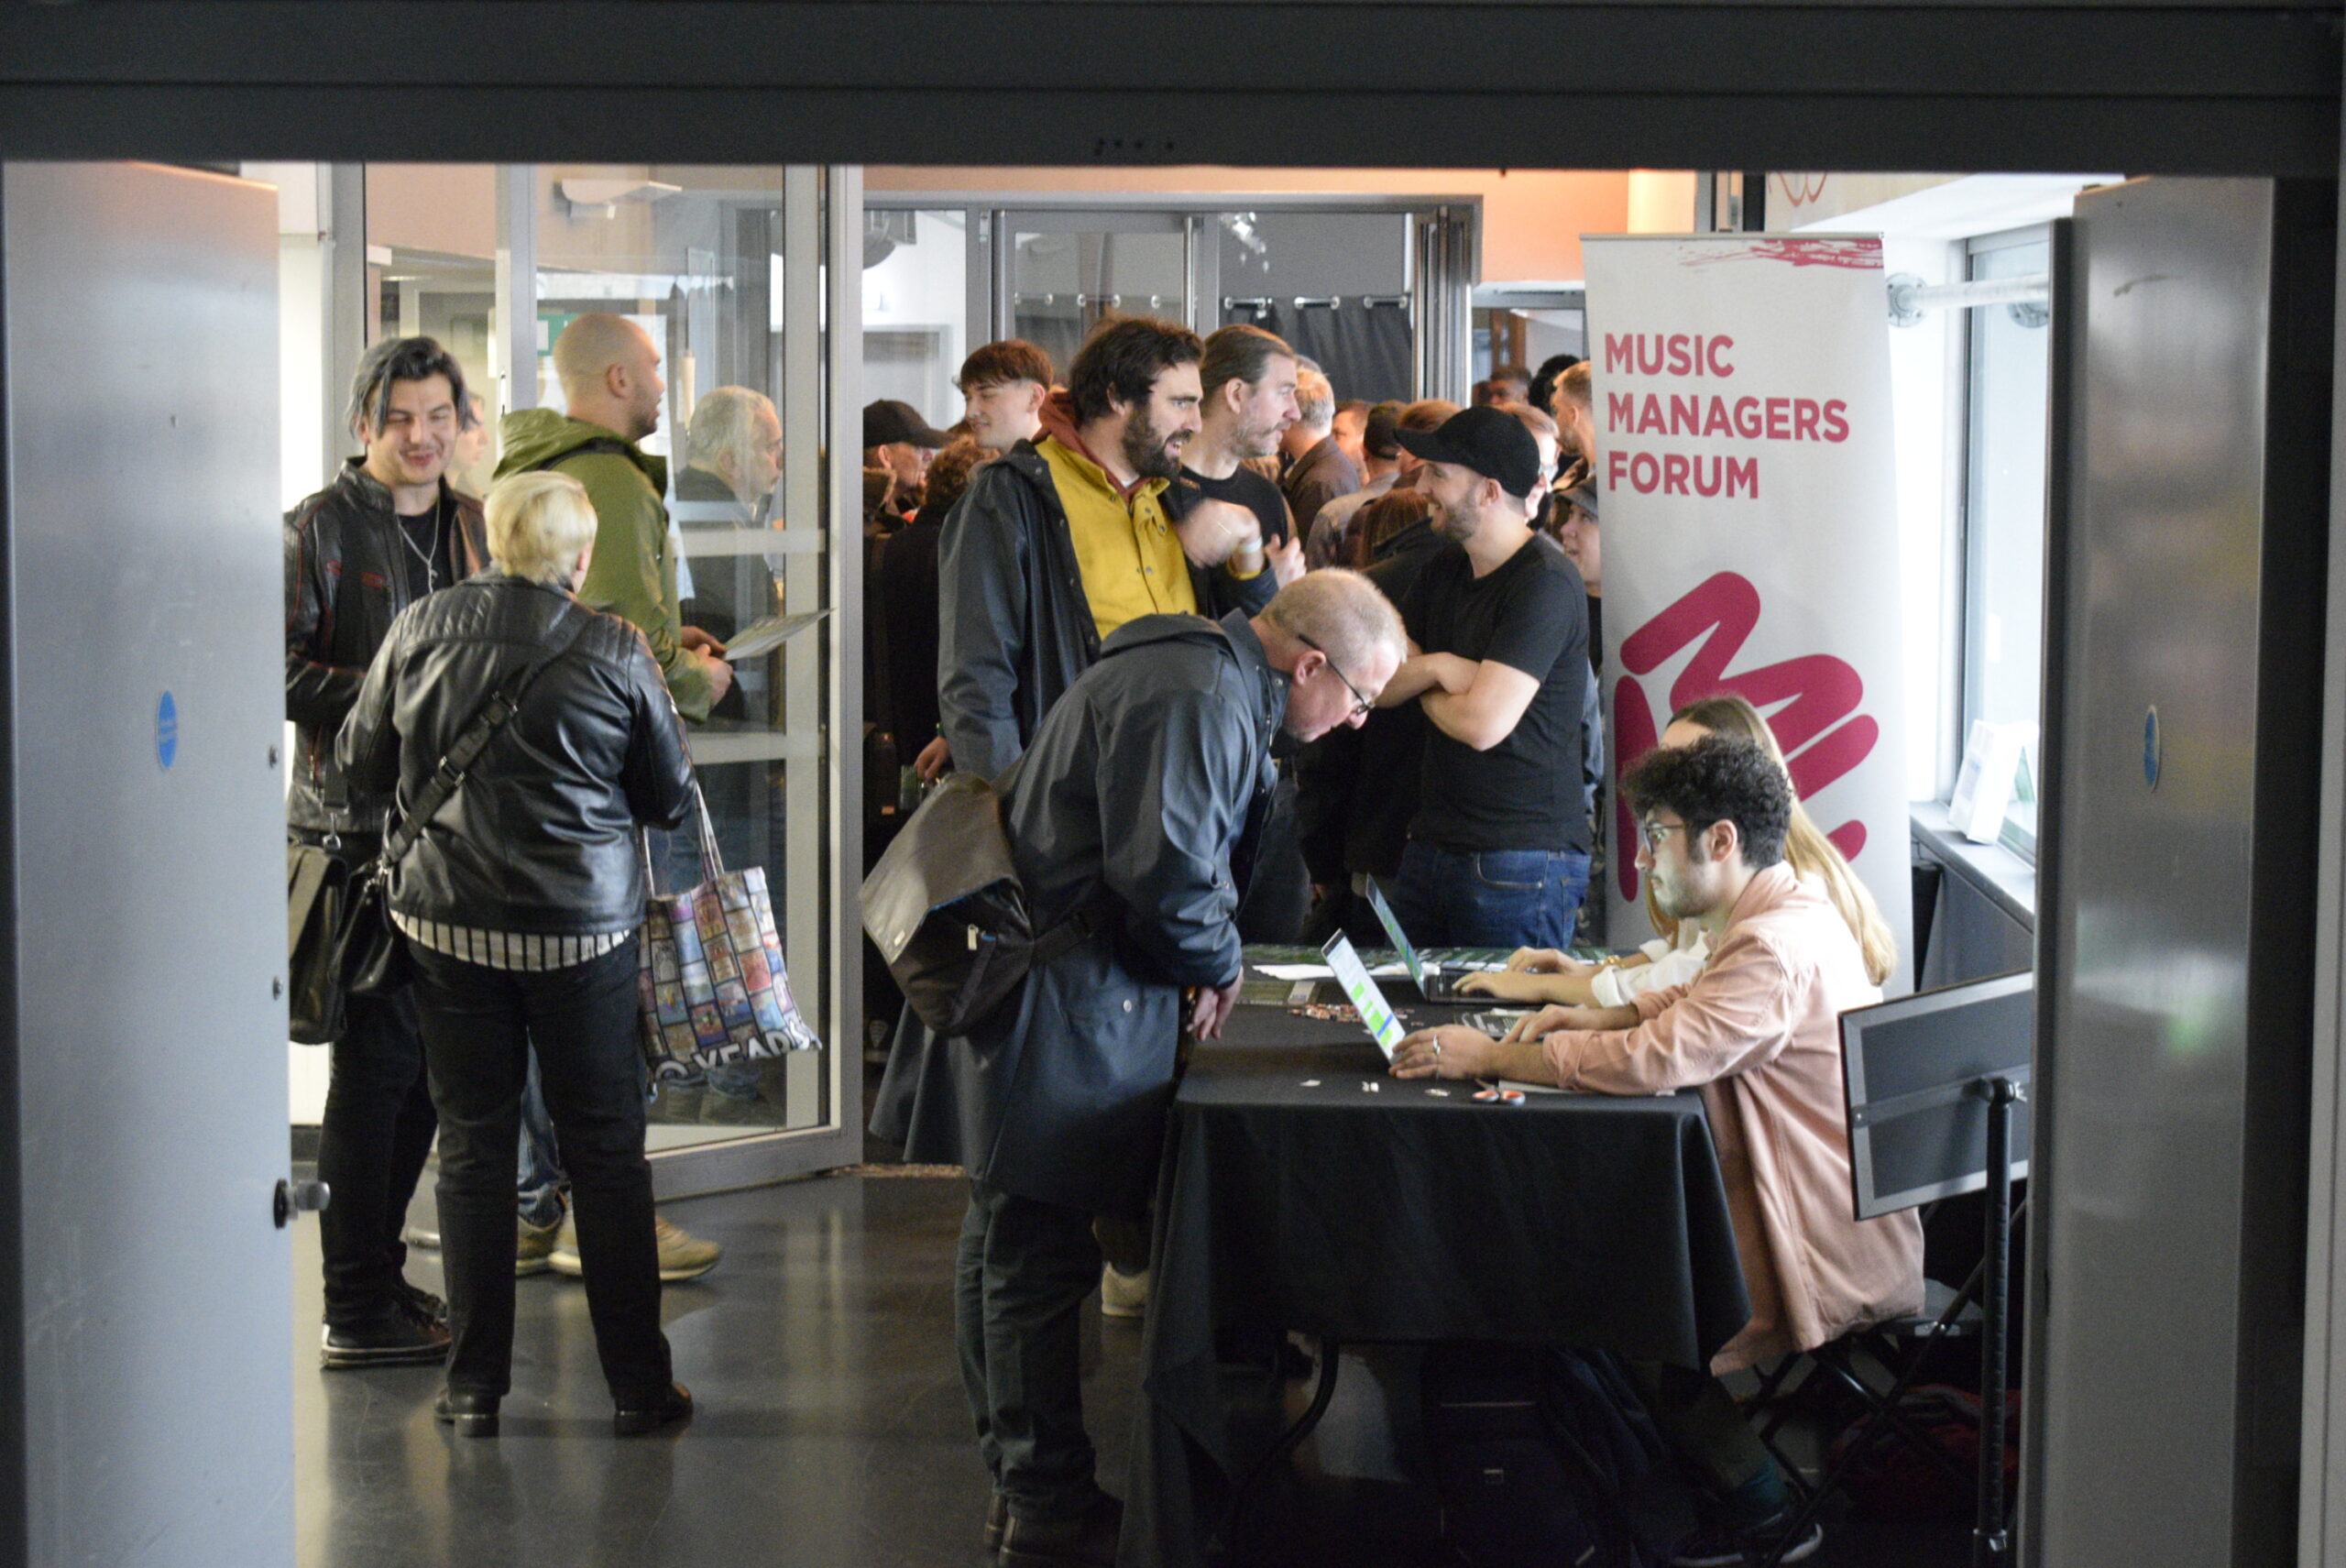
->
xmin=285 ymin=334 xmax=486 ymax=1369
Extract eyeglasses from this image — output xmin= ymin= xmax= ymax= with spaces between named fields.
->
xmin=1637 ymin=818 xmax=1699 ymax=853
xmin=1296 ymin=633 xmax=1375 ymax=719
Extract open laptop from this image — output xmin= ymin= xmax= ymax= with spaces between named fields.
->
xmin=1364 ymin=882 xmax=1478 ymax=1002
xmin=1320 ymin=932 xmax=1407 ymax=1061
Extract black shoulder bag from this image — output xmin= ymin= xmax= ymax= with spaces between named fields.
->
xmin=289 ymin=609 xmax=589 ymax=1043
xmin=859 ymin=770 xmax=1099 ymax=1036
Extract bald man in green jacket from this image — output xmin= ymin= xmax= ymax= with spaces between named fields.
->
xmin=496 ymin=313 xmax=729 ymax=722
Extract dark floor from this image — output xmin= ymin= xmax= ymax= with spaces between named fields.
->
xmin=294 ymin=1169 xmax=1973 ymax=1568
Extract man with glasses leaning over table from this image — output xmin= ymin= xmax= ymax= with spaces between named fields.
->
xmin=883 ymin=571 xmax=1404 ymax=1568
xmin=1393 ymin=733 xmax=1924 ymax=1567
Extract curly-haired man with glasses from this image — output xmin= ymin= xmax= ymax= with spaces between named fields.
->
xmin=1393 ymin=733 xmax=1923 ymax=1565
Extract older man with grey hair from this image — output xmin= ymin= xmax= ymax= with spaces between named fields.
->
xmin=878 ymin=571 xmax=1403 ymax=1564
xmin=1279 ymin=365 xmax=1363 ymax=534
xmin=674 ymin=386 xmax=784 ymax=648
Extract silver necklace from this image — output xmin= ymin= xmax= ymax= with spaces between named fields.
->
xmin=400 ymin=502 xmax=442 ymax=590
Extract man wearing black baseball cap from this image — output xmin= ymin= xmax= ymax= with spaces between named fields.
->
xmin=1375 ymin=405 xmax=1593 ymax=948
xmin=863 ymin=397 xmax=952 ymax=515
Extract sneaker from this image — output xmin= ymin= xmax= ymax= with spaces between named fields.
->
xmin=998 ymin=1489 xmax=1124 ymax=1568
xmin=321 ymin=1311 xmax=450 ymax=1370
xmin=401 ymin=1223 xmax=442 ymax=1250
xmin=1671 ymin=1511 xmax=1824 ymax=1567
xmin=1100 ymin=1262 xmax=1149 ymax=1320
xmin=653 ymin=1215 xmax=721 ymax=1281
xmin=391 ymin=1277 xmax=449 ymax=1328
xmin=547 ymin=1214 xmax=723 ymax=1282
xmin=516 ymin=1211 xmax=561 ymax=1277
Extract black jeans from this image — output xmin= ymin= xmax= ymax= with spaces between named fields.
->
xmin=410 ymin=939 xmax=671 ymax=1403
xmin=305 ymin=833 xmax=437 ymax=1330
xmin=955 ymin=1179 xmax=1105 ymax=1521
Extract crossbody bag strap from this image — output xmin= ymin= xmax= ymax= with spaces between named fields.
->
xmin=380 ymin=606 xmax=592 ymax=871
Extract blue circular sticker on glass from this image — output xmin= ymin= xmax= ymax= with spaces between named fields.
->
xmin=2143 ymin=706 xmax=2160 ymax=790
xmin=156 ymin=691 xmax=178 ymax=771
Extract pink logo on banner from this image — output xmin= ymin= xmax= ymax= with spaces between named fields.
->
xmin=1612 ymin=572 xmax=1877 ymax=898
xmin=1683 ymin=236 xmax=1883 ymax=272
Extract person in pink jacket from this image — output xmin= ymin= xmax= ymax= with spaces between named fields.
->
xmin=1393 ymin=733 xmax=1923 ymax=1566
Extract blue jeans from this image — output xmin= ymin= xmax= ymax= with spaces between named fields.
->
xmin=516 ymin=1052 xmax=565 ymax=1227
xmin=1387 ymin=842 xmax=1591 ymax=951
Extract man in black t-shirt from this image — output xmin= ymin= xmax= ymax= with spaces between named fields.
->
xmin=1172 ymin=322 xmax=1305 ymax=602
xmin=1376 ymin=406 xmax=1592 ymax=948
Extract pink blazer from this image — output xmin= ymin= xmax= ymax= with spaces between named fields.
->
xmin=1541 ymin=862 xmax=1924 ymax=1374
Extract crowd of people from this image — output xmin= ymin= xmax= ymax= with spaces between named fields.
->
xmin=288 ymin=310 xmax=1919 ymax=1566
xmin=861 ymin=320 xmax=1916 ymax=1567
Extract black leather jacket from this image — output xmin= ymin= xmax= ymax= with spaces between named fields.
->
xmin=336 ymin=575 xmax=695 ymax=935
xmin=285 ymin=460 xmax=488 ymax=836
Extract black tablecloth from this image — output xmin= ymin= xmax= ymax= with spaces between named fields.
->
xmin=1121 ymin=983 xmax=1750 ymax=1567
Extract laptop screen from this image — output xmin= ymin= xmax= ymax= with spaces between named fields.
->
xmin=1321 ymin=932 xmax=1406 ymax=1060
xmin=1365 ymin=882 xmax=1432 ymax=990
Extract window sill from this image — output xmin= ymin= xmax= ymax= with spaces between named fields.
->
xmin=1910 ymin=801 xmax=2036 ymax=929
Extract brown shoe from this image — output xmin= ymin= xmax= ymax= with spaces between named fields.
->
xmin=998 ymin=1491 xmax=1123 ymax=1568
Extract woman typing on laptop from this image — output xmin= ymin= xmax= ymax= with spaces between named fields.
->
xmin=1451 ymin=693 xmax=1893 ymax=1007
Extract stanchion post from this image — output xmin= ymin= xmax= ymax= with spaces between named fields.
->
xmin=1974 ymin=1077 xmax=2023 ymax=1568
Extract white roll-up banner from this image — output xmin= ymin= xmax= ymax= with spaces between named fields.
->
xmin=1581 ymin=234 xmax=1911 ymax=992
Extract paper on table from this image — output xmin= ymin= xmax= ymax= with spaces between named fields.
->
xmin=1256 ymin=960 xmax=1413 ymax=981
xmin=722 ymin=609 xmax=831 ymax=661
xmin=1495 ymin=1079 xmax=1670 ymax=1097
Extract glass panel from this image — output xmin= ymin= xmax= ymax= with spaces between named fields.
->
xmin=1218 ymin=211 xmax=1415 ymax=404
xmin=1962 ymin=235 xmax=2052 ymax=857
xmin=529 ymin=165 xmax=834 ymax=1146
xmin=863 ymin=208 xmax=969 ymax=433
xmin=1010 ymin=225 xmax=1187 ymax=371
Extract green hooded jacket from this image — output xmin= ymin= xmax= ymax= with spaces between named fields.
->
xmin=495 ymin=408 xmax=713 ymax=722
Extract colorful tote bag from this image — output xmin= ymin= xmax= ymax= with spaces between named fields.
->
xmin=638 ymin=788 xmax=822 ymax=1081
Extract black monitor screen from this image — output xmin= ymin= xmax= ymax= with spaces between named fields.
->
xmin=1841 ymin=970 xmax=2034 ymax=1220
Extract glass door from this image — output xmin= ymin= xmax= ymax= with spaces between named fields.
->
xmin=500 ymin=164 xmax=863 ymax=1191
xmin=999 ymin=210 xmax=1192 ymax=369
xmin=1212 ymin=209 xmax=1417 ymax=404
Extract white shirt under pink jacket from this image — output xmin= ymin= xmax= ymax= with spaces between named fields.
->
xmin=1540 ymin=861 xmax=1924 ymax=1374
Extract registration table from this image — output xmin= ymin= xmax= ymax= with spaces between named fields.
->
xmin=1120 ymin=956 xmax=1751 ymax=1568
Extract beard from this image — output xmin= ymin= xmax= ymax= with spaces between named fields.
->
xmin=1431 ymin=495 xmax=1478 ymax=541
xmin=1122 ymin=409 xmax=1188 ymax=481
xmin=1233 ymin=413 xmax=1285 ymax=461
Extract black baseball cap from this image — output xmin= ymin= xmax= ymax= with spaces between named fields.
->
xmin=1395 ymin=405 xmax=1544 ymax=499
xmin=862 ymin=399 xmax=951 ymax=449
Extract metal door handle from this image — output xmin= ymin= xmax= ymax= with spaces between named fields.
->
xmin=274 ymin=1178 xmax=330 ymax=1229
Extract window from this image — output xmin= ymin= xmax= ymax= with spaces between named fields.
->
xmin=1958 ymin=225 xmax=2052 ymax=857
